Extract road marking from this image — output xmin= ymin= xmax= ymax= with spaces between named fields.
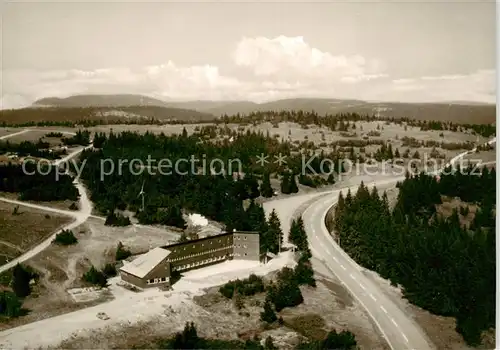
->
xmin=369 ymin=293 xmax=377 ymax=301
xmin=380 ymin=305 xmax=388 ymax=314
xmin=350 ymin=274 xmax=356 ymax=280
xmin=359 ymin=283 xmax=366 ymax=290
xmin=340 ymin=264 xmax=346 ymax=270
xmin=401 ymin=333 xmax=409 ymax=343
xmin=332 ymin=256 xmax=338 ymax=262
xmin=391 ymin=318 xmax=398 ymax=327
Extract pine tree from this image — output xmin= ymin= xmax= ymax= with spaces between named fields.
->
xmin=244 ymin=173 xmax=260 ymax=199
xmin=289 ymin=173 xmax=299 ymax=193
xmin=260 ymin=172 xmax=274 ymax=198
xmin=12 ymin=264 xmax=32 ymax=298
xmin=264 ymin=209 xmax=283 ymax=254
xmin=260 ymin=299 xmax=277 ymax=323
xmin=394 ymin=148 xmax=401 ymax=158
xmin=294 ymin=254 xmax=316 ymax=287
xmin=280 ymin=172 xmax=291 ymax=194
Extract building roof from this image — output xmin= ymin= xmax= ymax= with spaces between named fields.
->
xmin=120 ymin=247 xmax=171 ymax=278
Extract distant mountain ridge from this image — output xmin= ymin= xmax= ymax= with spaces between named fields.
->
xmin=31 ymin=94 xmax=496 ymax=124
xmin=34 ymin=94 xmax=171 ymax=108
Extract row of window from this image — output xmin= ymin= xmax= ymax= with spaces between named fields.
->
xmin=172 ymin=254 xmax=231 ymax=272
xmin=147 ymin=276 xmax=169 ymax=284
xmin=167 ymin=245 xmax=232 ymax=262
xmin=171 ymin=238 xmax=232 ymax=254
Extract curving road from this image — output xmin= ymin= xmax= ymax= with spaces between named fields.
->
xmin=303 ymin=181 xmax=429 ymax=350
xmin=0 ymin=129 xmax=93 ymax=273
xmin=298 ymin=137 xmax=496 ymax=350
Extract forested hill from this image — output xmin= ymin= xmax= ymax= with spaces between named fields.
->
xmin=33 ymin=94 xmax=171 ymax=108
xmin=0 ymin=105 xmax=216 ymax=124
xmin=29 ymin=94 xmax=496 ymax=124
xmin=334 ymin=168 xmax=496 ymax=346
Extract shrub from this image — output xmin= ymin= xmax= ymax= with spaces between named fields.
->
xmin=102 ymin=263 xmax=117 ymax=277
xmin=12 ymin=206 xmax=20 ymax=216
xmin=260 ymin=299 xmax=277 ymax=323
xmin=45 ymin=132 xmax=63 ymax=138
xmin=69 ymin=202 xmax=78 ymax=211
xmin=0 ymin=291 xmax=23 ymax=318
xmin=105 ymin=212 xmax=131 ymax=226
xmin=82 ymin=266 xmax=107 ymax=287
xmin=53 ymin=229 xmax=78 ymax=245
xmin=115 ymin=242 xmax=132 ymax=261
xmin=219 ymin=274 xmax=265 ymax=299
xmin=266 ymin=268 xmax=304 ymax=312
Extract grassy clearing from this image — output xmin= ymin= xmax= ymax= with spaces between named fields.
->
xmin=0 ymin=201 xmax=72 ymax=257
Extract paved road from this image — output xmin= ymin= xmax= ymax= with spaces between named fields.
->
xmin=303 ymin=181 xmax=431 ymax=350
xmin=299 ymin=137 xmax=496 ymax=349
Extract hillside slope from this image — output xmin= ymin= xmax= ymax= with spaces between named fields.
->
xmin=33 ymin=94 xmax=171 ymax=108
xmin=29 ymin=94 xmax=496 ymax=124
xmin=204 ymin=98 xmax=496 ymax=124
xmin=0 ymin=106 xmax=216 ymax=124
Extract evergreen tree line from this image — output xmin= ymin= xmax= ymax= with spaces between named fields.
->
xmin=62 ymin=129 xmax=91 ymax=146
xmin=221 ymin=110 xmax=495 ymax=137
xmin=156 ymin=321 xmax=266 ymax=349
xmin=0 ymin=163 xmax=79 ymax=202
xmin=334 ymin=169 xmax=495 ymax=345
xmin=1 ymin=106 xmax=495 ymax=137
xmin=77 ymin=130 xmax=341 ymax=248
xmin=295 ymin=329 xmax=357 ymax=350
xmin=154 ymin=320 xmax=356 ymax=350
xmin=0 ymin=139 xmax=67 ymax=160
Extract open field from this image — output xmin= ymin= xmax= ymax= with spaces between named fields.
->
xmin=0 ymin=129 xmax=22 ymax=138
xmin=0 ymin=192 xmax=79 ymax=212
xmin=0 ymin=129 xmax=77 ymax=148
xmin=0 ymin=201 xmax=72 ymax=265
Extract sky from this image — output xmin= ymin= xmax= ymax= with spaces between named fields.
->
xmin=1 ymin=0 xmax=496 ymax=109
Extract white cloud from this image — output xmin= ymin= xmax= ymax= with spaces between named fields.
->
xmin=0 ymin=35 xmax=495 ymax=109
xmin=232 ymin=35 xmax=384 ymax=84
xmin=376 ymin=70 xmax=495 ymax=103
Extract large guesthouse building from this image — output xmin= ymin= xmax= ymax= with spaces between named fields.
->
xmin=119 ymin=231 xmax=259 ymax=289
